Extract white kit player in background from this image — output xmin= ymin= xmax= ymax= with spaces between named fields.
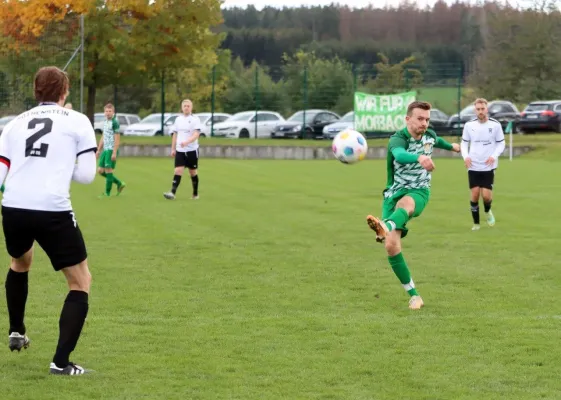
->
xmin=460 ymin=98 xmax=506 ymax=231
xmin=0 ymin=66 xmax=97 ymax=375
xmin=164 ymin=99 xmax=203 ymax=200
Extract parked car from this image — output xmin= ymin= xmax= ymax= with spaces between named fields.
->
xmin=448 ymin=100 xmax=520 ymax=131
xmin=212 ymin=111 xmax=285 ymax=139
xmin=193 ymin=112 xmax=232 ymax=137
xmin=272 ymin=109 xmax=340 ymax=139
xmin=0 ymin=115 xmax=16 ymax=136
xmin=322 ymin=111 xmax=354 ymax=139
xmin=429 ymin=108 xmax=450 ymax=132
xmin=518 ymin=100 xmax=561 ymax=133
xmin=93 ymin=113 xmax=141 ymax=134
xmin=123 ymin=113 xmax=180 ymax=136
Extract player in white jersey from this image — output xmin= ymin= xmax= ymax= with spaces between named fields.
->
xmin=0 ymin=66 xmax=97 ymax=376
xmin=461 ymin=98 xmax=505 ymax=231
xmin=164 ymin=99 xmax=203 ymax=200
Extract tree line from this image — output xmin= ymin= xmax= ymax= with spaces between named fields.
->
xmin=1 ymin=0 xmax=561 ymax=120
xmin=220 ymin=1 xmax=487 ymax=73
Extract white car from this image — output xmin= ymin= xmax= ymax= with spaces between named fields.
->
xmin=123 ymin=113 xmax=180 ymax=136
xmin=93 ymin=113 xmax=141 ymax=134
xmin=193 ymin=112 xmax=232 ymax=137
xmin=212 ymin=111 xmax=285 ymax=139
xmin=322 ymin=111 xmax=354 ymax=139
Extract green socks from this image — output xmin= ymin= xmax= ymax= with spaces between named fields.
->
xmin=0 ymin=184 xmax=4 ymax=193
xmin=105 ymin=173 xmax=113 ymax=195
xmin=112 ymin=175 xmax=122 ymax=187
xmin=103 ymin=173 xmax=122 ymax=195
xmin=384 ymin=208 xmax=410 ymax=232
xmin=388 ymin=252 xmax=418 ymax=297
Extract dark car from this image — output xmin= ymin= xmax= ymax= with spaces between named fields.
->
xmin=429 ymin=109 xmax=450 ymax=132
xmin=272 ymin=109 xmax=340 ymax=139
xmin=518 ymin=101 xmax=561 ymax=133
xmin=448 ymin=100 xmax=520 ymax=132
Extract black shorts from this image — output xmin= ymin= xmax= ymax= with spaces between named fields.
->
xmin=468 ymin=170 xmax=495 ymax=190
xmin=2 ymin=206 xmax=88 ymax=271
xmin=174 ymin=150 xmax=199 ymax=169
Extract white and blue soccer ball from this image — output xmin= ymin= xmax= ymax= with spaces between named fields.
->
xmin=331 ymin=129 xmax=368 ymax=164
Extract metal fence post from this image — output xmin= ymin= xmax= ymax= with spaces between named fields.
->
xmin=113 ymin=85 xmax=117 ymax=113
xmin=456 ymin=64 xmax=463 ymax=136
xmin=352 ymin=64 xmax=357 ymax=128
xmin=404 ymin=67 xmax=410 ymax=91
xmin=79 ymin=14 xmax=84 ymax=113
xmin=161 ymin=70 xmax=165 ymax=136
xmin=211 ymin=65 xmax=216 ymax=137
xmin=302 ymin=66 xmax=308 ymax=139
xmin=254 ymin=65 xmax=259 ymax=139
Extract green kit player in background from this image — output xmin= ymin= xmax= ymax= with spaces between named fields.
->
xmin=96 ymin=103 xmax=126 ymax=197
xmin=366 ymin=101 xmax=460 ymax=310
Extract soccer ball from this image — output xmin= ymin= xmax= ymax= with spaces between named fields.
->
xmin=331 ymin=129 xmax=368 ymax=164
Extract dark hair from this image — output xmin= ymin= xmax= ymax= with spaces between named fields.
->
xmin=104 ymin=103 xmax=115 ymax=110
xmin=407 ymin=101 xmax=431 ymax=116
xmin=34 ymin=66 xmax=69 ymax=103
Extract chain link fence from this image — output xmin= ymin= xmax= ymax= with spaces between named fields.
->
xmin=0 ymin=14 xmax=82 ymax=114
xmin=1 ymin=20 xmax=466 ymax=138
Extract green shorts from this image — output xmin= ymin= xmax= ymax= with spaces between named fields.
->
xmin=98 ymin=149 xmax=118 ymax=170
xmin=381 ymin=188 xmax=430 ymax=239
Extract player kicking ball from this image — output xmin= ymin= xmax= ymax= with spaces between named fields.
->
xmin=366 ymin=101 xmax=460 ymax=310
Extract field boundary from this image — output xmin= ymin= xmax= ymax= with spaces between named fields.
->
xmin=120 ymin=144 xmax=534 ymax=160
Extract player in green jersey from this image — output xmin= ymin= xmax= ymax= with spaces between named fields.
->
xmin=366 ymin=101 xmax=460 ymax=310
xmin=96 ymin=103 xmax=126 ymax=197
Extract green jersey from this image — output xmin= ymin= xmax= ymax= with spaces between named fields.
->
xmin=102 ymin=117 xmax=120 ymax=150
xmin=384 ymin=128 xmax=440 ymax=198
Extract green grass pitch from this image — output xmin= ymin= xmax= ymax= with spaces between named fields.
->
xmin=0 ymin=155 xmax=560 ymax=399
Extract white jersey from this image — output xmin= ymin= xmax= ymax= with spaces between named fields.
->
xmin=172 ymin=114 xmax=202 ymax=152
xmin=0 ymin=104 xmax=97 ymax=212
xmin=461 ymin=118 xmax=506 ymax=171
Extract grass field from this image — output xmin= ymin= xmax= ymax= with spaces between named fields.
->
xmin=121 ymin=132 xmax=561 ymax=148
xmin=1 ymin=154 xmax=561 ymax=399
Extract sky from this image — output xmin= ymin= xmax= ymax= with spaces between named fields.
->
xmin=221 ymin=0 xmax=463 ymax=9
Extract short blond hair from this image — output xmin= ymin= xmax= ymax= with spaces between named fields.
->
xmin=474 ymin=98 xmax=488 ymax=106
xmin=181 ymin=99 xmax=192 ymax=106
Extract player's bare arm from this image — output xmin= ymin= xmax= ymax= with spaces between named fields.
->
xmin=181 ymin=130 xmax=200 ymax=147
xmin=96 ymin=136 xmax=104 ymax=158
xmin=170 ymin=132 xmax=177 ymax=157
xmin=112 ymin=133 xmax=120 ymax=162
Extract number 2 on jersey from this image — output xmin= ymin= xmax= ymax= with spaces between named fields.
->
xmin=26 ymin=118 xmax=53 ymax=158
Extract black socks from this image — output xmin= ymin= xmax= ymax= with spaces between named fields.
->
xmin=470 ymin=201 xmax=480 ymax=224
xmin=171 ymin=175 xmax=182 ymax=194
xmin=191 ymin=175 xmax=199 ymax=196
xmin=5 ymin=269 xmax=28 ymax=335
xmin=52 ymin=290 xmax=89 ymax=368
